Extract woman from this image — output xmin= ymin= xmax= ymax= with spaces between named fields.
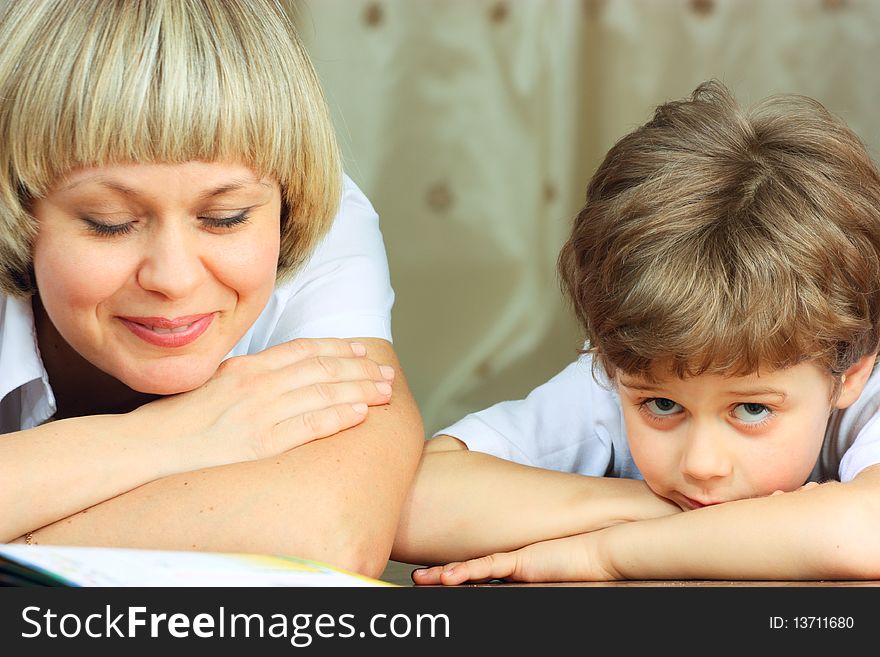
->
xmin=0 ymin=0 xmax=423 ymax=578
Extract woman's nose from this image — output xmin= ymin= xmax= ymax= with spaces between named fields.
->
xmin=136 ymin=222 xmax=208 ymax=299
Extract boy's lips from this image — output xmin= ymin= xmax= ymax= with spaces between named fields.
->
xmin=118 ymin=313 xmax=215 ymax=348
xmin=680 ymin=495 xmax=722 ymax=510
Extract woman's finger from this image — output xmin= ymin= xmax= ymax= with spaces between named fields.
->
xmin=252 ymin=338 xmax=373 ymax=370
xmin=264 ymin=403 xmax=371 ymax=456
xmin=279 ymin=380 xmax=393 ymax=415
xmin=275 ymin=355 xmax=395 ymax=389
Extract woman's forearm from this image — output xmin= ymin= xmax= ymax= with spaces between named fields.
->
xmin=0 ymin=412 xmax=210 ymax=542
xmin=392 ymin=446 xmax=681 ymax=565
xmin=28 ymin=340 xmax=424 ymax=579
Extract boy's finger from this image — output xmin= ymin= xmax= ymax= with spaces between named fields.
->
xmin=440 ymin=553 xmax=515 ymax=585
xmin=411 ymin=565 xmax=448 ymax=585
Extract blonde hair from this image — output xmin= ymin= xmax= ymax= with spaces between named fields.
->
xmin=0 ymin=0 xmax=341 ymax=296
xmin=558 ymin=80 xmax=880 ymax=382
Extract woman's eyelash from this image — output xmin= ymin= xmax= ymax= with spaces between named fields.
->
xmin=82 ymin=210 xmax=252 ymax=236
xmin=83 ymin=219 xmax=133 ymax=236
xmin=200 ymin=210 xmax=251 ymax=228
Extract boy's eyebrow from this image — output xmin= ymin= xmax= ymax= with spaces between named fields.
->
xmin=618 ymin=379 xmax=787 ymax=402
xmin=617 ymin=379 xmax=663 ymax=392
xmin=723 ymin=388 xmax=787 ymax=402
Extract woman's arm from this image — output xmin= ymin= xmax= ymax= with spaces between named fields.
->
xmin=22 ymin=339 xmax=424 ymax=579
xmin=2 ymin=338 xmax=391 ymax=544
xmin=414 ymin=464 xmax=880 ymax=584
xmin=392 ymin=435 xmax=681 ymax=565
xmin=0 ymin=412 xmax=206 ymax=543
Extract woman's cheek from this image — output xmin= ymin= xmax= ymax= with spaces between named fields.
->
xmin=35 ymin=239 xmax=133 ymax=315
xmin=209 ymin=228 xmax=280 ymax=296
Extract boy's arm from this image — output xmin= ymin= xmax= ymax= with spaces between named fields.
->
xmin=392 ymin=435 xmax=681 ymax=565
xmin=603 ymin=463 xmax=880 ymax=580
xmin=15 ymin=339 xmax=424 ymax=579
xmin=414 ymin=464 xmax=880 ymax=584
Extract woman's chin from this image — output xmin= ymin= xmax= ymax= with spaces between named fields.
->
xmin=119 ymin=369 xmax=214 ymax=396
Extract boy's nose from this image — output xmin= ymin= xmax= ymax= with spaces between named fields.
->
xmin=680 ymin=425 xmax=733 ymax=481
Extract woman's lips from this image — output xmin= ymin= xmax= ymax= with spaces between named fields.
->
xmin=118 ymin=313 xmax=215 ymax=348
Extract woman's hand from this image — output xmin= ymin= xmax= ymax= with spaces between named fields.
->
xmin=134 ymin=338 xmax=395 ymax=469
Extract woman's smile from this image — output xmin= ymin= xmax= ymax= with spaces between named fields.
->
xmin=118 ymin=313 xmax=216 ymax=348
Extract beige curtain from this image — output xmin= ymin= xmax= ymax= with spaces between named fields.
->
xmin=295 ymin=0 xmax=880 ymax=436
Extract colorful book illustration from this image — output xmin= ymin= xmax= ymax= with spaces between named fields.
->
xmin=0 ymin=545 xmax=394 ymax=587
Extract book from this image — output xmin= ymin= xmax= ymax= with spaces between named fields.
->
xmin=0 ymin=545 xmax=394 ymax=587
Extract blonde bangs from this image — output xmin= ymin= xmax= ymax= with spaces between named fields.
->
xmin=0 ymin=0 xmax=341 ymax=295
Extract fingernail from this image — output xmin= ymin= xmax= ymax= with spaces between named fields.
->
xmin=376 ymin=381 xmax=392 ymax=395
xmin=443 ymin=567 xmax=455 ymax=576
xmin=379 ymin=365 xmax=395 ymax=380
xmin=350 ymin=342 xmax=367 ymax=356
xmin=351 ymin=403 xmax=368 ymax=414
xmin=413 ymin=569 xmax=426 ymax=576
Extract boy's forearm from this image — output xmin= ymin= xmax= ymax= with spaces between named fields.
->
xmin=603 ymin=469 xmax=880 ymax=581
xmin=392 ymin=448 xmax=680 ymax=565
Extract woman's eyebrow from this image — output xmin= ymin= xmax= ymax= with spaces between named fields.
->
xmin=59 ymin=177 xmax=268 ymax=200
xmin=195 ymin=179 xmax=270 ymax=201
xmin=59 ymin=177 xmax=138 ymax=196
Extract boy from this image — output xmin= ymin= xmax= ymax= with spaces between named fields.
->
xmin=392 ymin=81 xmax=880 ymax=583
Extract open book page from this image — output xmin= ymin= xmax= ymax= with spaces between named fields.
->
xmin=0 ymin=545 xmax=393 ymax=587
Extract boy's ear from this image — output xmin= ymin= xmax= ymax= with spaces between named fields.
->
xmin=834 ymin=352 xmax=878 ymax=409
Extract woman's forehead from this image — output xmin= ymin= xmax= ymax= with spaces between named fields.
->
xmin=50 ymin=162 xmax=276 ymax=196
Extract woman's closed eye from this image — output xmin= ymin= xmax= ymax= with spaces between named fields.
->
xmin=198 ymin=209 xmax=253 ymax=230
xmin=80 ymin=209 xmax=252 ymax=237
xmin=81 ymin=216 xmax=135 ymax=237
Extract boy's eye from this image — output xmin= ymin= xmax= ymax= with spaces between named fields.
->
xmin=732 ymin=403 xmax=771 ymax=423
xmin=645 ymin=398 xmax=682 ymax=416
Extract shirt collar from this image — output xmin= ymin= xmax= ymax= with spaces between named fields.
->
xmin=0 ymin=293 xmax=53 ymax=411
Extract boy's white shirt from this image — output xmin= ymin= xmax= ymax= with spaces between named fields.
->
xmin=437 ymin=352 xmax=880 ymax=484
xmin=0 ymin=175 xmax=394 ymax=434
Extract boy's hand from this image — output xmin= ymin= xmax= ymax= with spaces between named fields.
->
xmin=411 ymin=531 xmax=618 ymax=585
xmin=770 ymin=481 xmax=820 ymax=496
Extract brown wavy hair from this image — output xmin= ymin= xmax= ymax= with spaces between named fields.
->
xmin=558 ymin=80 xmax=880 ymax=383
